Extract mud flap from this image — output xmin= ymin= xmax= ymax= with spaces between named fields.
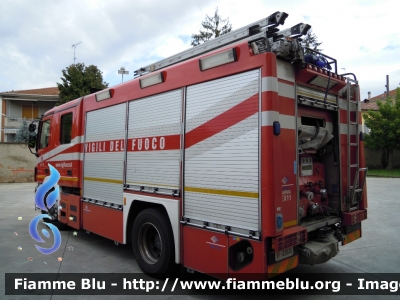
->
xmin=342 ymin=228 xmax=361 ymax=245
xmin=298 ymin=232 xmax=339 ymax=265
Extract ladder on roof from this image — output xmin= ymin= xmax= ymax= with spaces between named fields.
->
xmin=345 ymin=78 xmax=368 ymax=212
xmin=134 ymin=11 xmax=311 ymax=77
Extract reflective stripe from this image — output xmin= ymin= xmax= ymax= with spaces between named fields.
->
xmin=84 ymin=177 xmax=123 ymax=184
xmin=284 ymin=220 xmax=297 ymax=228
xmin=261 ymin=77 xmax=294 ymax=97
xmin=261 ymin=111 xmax=296 ymax=129
xmin=343 ymin=229 xmax=361 ymax=245
xmin=37 ymin=136 xmax=83 ymax=163
xmin=340 ymin=124 xmax=357 ymax=135
xmin=262 ymin=77 xmax=278 ymax=93
xmin=184 ymin=186 xmax=258 ymax=199
xmin=339 ymin=98 xmax=347 ymax=110
xmin=37 ymin=175 xmax=79 ymax=182
xmin=278 ymin=257 xmax=290 ymax=273
xmin=338 ymin=98 xmax=361 ymax=111
xmin=47 ymin=152 xmax=82 ymax=162
xmin=278 ymin=81 xmax=295 ymax=99
xmin=277 ymin=61 xmax=295 ymax=83
xmin=268 ymin=255 xmax=298 ymax=278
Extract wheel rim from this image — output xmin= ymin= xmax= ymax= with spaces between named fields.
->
xmin=138 ymin=222 xmax=162 ymax=265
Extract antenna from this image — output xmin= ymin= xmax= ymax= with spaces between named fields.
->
xmin=72 ymin=42 xmax=82 ymax=64
xmin=118 ymin=67 xmax=129 ymax=83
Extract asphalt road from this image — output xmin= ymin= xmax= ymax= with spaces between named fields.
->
xmin=0 ymin=178 xmax=399 ymax=299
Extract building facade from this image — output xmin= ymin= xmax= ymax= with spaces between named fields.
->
xmin=361 ymin=88 xmax=399 ymax=133
xmin=0 ymin=87 xmax=59 ymax=142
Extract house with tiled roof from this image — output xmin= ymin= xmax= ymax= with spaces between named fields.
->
xmin=360 ymin=88 xmax=399 ymax=133
xmin=0 ymin=87 xmax=59 ymax=142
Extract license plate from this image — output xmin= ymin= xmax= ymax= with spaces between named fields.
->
xmin=275 ymin=247 xmax=294 ymax=261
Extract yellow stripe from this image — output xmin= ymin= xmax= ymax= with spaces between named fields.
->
xmin=60 ymin=177 xmax=79 ymax=182
xmin=84 ymin=177 xmax=122 ymax=184
xmin=268 ymin=255 xmax=299 ymax=278
xmin=185 ymin=186 xmax=258 ymax=198
xmin=349 ymin=230 xmax=360 ymax=242
xmin=283 ymin=220 xmax=297 ymax=228
xmin=37 ymin=175 xmax=79 ymax=182
xmin=286 ymin=256 xmax=298 ymax=270
xmin=269 ymin=262 xmax=281 ymax=275
xmin=278 ymin=258 xmax=289 ymax=273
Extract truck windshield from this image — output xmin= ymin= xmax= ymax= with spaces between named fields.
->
xmin=39 ymin=120 xmax=51 ymax=149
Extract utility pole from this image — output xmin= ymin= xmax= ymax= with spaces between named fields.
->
xmin=118 ymin=67 xmax=129 ymax=83
xmin=385 ymin=75 xmax=389 ymax=97
xmin=72 ymin=42 xmax=82 ymax=64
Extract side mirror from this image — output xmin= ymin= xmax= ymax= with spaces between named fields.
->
xmin=29 ymin=124 xmax=36 ymax=132
xmin=28 ymin=121 xmax=39 ymax=156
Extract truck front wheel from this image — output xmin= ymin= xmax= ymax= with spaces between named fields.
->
xmin=132 ymin=208 xmax=176 ymax=275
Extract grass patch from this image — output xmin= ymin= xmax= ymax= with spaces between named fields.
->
xmin=367 ymin=169 xmax=400 ymax=178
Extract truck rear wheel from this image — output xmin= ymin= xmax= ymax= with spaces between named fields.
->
xmin=132 ymin=208 xmax=176 ymax=275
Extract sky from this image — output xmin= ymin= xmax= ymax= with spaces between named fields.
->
xmin=1 ymin=0 xmax=399 ymax=100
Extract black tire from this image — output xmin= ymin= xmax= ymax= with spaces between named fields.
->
xmin=41 ymin=209 xmax=57 ymax=223
xmin=41 ymin=210 xmax=67 ymax=230
xmin=132 ymin=208 xmax=176 ymax=275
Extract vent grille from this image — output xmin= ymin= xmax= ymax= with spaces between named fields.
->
xmin=273 ymin=228 xmax=307 ymax=251
xmin=353 ymin=210 xmax=367 ymax=224
xmin=343 ymin=210 xmax=367 ymax=226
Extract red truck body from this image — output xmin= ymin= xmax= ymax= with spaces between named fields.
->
xmin=30 ymin=13 xmax=367 ymax=279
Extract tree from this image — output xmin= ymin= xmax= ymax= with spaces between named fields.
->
xmin=15 ymin=119 xmax=29 ymax=143
xmin=191 ymin=7 xmax=232 ymax=46
xmin=57 ymin=63 xmax=109 ymax=104
xmin=301 ymin=29 xmax=323 ymax=54
xmin=364 ymin=88 xmax=400 ymax=170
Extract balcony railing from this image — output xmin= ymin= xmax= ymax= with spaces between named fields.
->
xmin=2 ymin=115 xmax=36 ymax=132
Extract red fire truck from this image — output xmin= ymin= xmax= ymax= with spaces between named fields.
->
xmin=28 ymin=11 xmax=367 ymax=278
